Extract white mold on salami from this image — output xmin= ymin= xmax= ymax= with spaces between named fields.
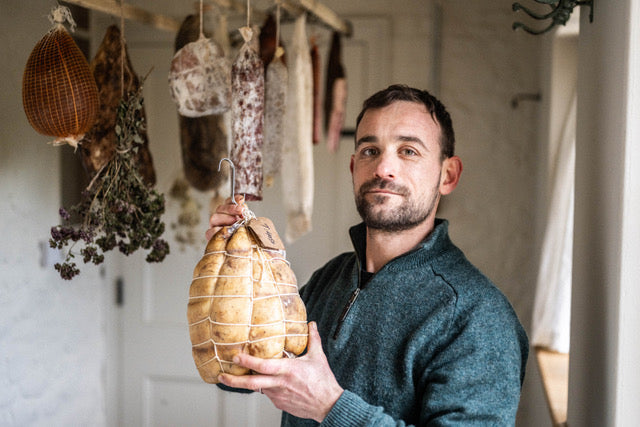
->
xmin=231 ymin=27 xmax=265 ymax=201
xmin=263 ymin=47 xmax=287 ymax=188
xmin=174 ymin=14 xmax=230 ymax=192
xmin=169 ymin=35 xmax=231 ymax=117
xmin=282 ymin=14 xmax=314 ymax=242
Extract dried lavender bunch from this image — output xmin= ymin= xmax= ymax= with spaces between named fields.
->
xmin=50 ymin=85 xmax=169 ymax=280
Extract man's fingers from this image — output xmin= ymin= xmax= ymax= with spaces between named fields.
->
xmin=232 ymin=353 xmax=283 ymax=376
xmin=216 ymin=352 xmax=287 ymax=391
xmin=306 ymin=322 xmax=323 ymax=356
xmin=218 ymin=373 xmax=265 ymax=393
xmin=205 ymin=195 xmax=247 ymax=240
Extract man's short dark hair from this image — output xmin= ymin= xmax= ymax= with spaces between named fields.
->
xmin=355 ymin=85 xmax=455 ymax=160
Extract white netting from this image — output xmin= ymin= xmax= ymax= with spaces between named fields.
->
xmin=187 ymin=211 xmax=308 ymax=383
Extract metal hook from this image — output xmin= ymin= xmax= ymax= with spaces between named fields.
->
xmin=218 ymin=158 xmax=238 ymax=205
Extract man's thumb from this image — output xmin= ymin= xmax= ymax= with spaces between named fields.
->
xmin=307 ymin=321 xmax=322 ymax=353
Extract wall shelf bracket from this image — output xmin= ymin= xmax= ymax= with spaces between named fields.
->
xmin=512 ymin=0 xmax=593 ymax=35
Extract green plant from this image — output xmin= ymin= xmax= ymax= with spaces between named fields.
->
xmin=50 ymin=86 xmax=169 ymax=280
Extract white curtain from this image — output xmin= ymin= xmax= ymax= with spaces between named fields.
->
xmin=531 ymin=92 xmax=576 ymax=354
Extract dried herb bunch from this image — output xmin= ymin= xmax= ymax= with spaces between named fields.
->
xmin=50 ymin=86 xmax=169 ymax=280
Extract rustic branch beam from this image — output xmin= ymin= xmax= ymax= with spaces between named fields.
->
xmin=208 ymin=0 xmax=351 ymax=36
xmin=294 ymin=0 xmax=351 ymax=36
xmin=62 ymin=0 xmax=351 ymax=37
xmin=63 ymin=0 xmax=181 ymax=32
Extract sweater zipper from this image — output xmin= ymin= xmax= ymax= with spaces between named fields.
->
xmin=333 ymin=259 xmax=363 ymax=339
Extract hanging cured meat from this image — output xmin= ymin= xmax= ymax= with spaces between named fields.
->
xmin=310 ymin=37 xmax=322 ymax=145
xmin=80 ymin=24 xmax=156 ymax=186
xmin=263 ymin=47 xmax=287 ymax=188
xmin=174 ymin=14 xmax=229 ymax=192
xmin=22 ymin=6 xmax=98 ymax=148
xmin=188 ymin=208 xmax=308 ymax=383
xmin=282 ymin=14 xmax=313 ymax=242
xmin=231 ymin=27 xmax=264 ymax=201
xmin=259 ymin=14 xmax=277 ymax=69
xmin=323 ymin=31 xmax=347 ymax=153
xmin=211 ymin=12 xmax=234 ymax=205
xmin=168 ymin=22 xmax=231 ymax=117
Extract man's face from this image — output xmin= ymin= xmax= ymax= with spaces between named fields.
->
xmin=351 ymin=101 xmax=445 ymax=232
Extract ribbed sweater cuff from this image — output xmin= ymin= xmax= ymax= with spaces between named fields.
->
xmin=321 ymin=390 xmax=380 ymax=426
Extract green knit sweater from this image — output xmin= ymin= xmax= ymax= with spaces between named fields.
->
xmin=282 ymin=219 xmax=528 ymax=426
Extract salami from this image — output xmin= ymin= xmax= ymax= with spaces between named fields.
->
xmin=174 ymin=14 xmax=229 ymax=192
xmin=231 ymin=27 xmax=265 ymax=201
xmin=310 ymin=37 xmax=323 ymax=145
xmin=168 ymin=30 xmax=231 ymax=117
xmin=259 ymin=14 xmax=277 ymax=69
xmin=282 ymin=14 xmax=313 ymax=242
xmin=324 ymin=31 xmax=347 ymax=153
xmin=80 ymin=25 xmax=156 ymax=186
xmin=263 ymin=47 xmax=287 ymax=188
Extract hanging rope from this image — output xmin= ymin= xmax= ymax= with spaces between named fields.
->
xmin=119 ymin=0 xmax=125 ymax=98
xmin=275 ymin=0 xmax=281 ymax=50
xmin=246 ymin=0 xmax=251 ymax=28
xmin=199 ymin=0 xmax=204 ymax=39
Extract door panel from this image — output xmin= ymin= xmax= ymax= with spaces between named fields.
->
xmin=116 ymin=16 xmax=391 ymax=426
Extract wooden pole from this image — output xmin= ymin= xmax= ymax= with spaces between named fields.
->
xmin=62 ymin=0 xmax=180 ymax=32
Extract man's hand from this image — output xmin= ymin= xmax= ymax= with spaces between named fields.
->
xmin=205 ymin=195 xmax=246 ymax=240
xmin=218 ymin=322 xmax=344 ymax=423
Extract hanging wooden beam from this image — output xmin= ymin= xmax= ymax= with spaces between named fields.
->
xmin=207 ymin=0 xmax=351 ymax=36
xmin=204 ymin=0 xmax=268 ymax=24
xmin=62 ymin=0 xmax=350 ymax=37
xmin=292 ymin=0 xmax=352 ymax=36
xmin=62 ymin=0 xmax=181 ymax=32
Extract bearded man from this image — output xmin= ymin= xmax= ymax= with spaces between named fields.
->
xmin=208 ymin=85 xmax=529 ymax=426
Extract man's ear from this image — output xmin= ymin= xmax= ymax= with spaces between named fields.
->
xmin=439 ymin=156 xmax=462 ymax=195
xmin=349 ymin=155 xmax=355 ymax=174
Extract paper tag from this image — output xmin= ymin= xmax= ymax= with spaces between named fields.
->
xmin=247 ymin=217 xmax=285 ymax=251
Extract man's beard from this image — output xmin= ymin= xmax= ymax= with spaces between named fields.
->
xmin=355 ymin=177 xmax=440 ymax=232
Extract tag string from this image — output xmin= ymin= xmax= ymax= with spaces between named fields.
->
xmin=199 ymin=0 xmax=204 ymax=38
xmin=246 ymin=0 xmax=251 ymax=28
xmin=275 ymin=1 xmax=281 ymax=49
xmin=119 ymin=0 xmax=125 ymax=98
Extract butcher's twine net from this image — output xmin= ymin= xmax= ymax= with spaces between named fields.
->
xmin=189 ymin=206 xmax=307 ymax=373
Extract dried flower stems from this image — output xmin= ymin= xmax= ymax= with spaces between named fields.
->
xmin=50 ymin=85 xmax=169 ymax=280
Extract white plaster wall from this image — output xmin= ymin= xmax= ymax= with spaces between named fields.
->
xmin=0 ymin=0 xmax=551 ymax=424
xmin=438 ymin=3 xmax=546 ymax=423
xmin=0 ymin=1 xmax=108 ymax=425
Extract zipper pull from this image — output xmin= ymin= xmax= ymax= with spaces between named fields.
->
xmin=333 ymin=287 xmax=361 ymax=339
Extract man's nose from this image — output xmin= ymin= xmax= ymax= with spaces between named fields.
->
xmin=373 ymin=152 xmax=397 ymax=179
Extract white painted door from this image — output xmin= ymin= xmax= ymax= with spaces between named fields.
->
xmin=115 ymin=16 xmax=391 ymax=427
xmin=114 ymin=36 xmax=283 ymax=426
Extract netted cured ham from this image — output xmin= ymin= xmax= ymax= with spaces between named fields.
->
xmin=22 ymin=6 xmax=98 ymax=148
xmin=188 ymin=210 xmax=308 ymax=383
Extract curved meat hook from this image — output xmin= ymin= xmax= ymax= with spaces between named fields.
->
xmin=218 ymin=158 xmax=238 ymax=205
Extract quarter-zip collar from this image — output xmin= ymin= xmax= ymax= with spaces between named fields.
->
xmin=332 ymin=218 xmax=452 ymax=339
xmin=348 ymin=218 xmax=452 ymax=274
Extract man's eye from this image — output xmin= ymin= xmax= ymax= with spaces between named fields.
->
xmin=362 ymin=147 xmax=377 ymax=156
xmin=401 ymin=148 xmax=417 ymax=156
